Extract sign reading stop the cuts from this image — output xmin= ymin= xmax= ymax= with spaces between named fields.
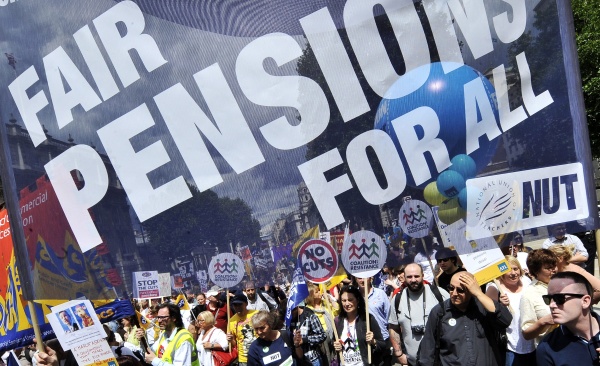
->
xmin=208 ymin=253 xmax=245 ymax=288
xmin=133 ymin=271 xmax=160 ymax=298
xmin=298 ymin=239 xmax=339 ymax=283
xmin=341 ymin=230 xmax=387 ymax=278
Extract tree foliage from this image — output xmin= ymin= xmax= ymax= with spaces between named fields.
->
xmin=572 ymin=0 xmax=600 ymax=157
xmin=143 ymin=184 xmax=261 ymax=265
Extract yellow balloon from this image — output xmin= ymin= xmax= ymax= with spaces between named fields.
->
xmin=423 ymin=182 xmax=446 ymax=206
xmin=437 ymin=198 xmax=466 ymax=224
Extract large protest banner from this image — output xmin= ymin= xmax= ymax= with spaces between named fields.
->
xmin=0 ymin=0 xmax=598 ymax=299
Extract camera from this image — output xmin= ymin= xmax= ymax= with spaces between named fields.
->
xmin=411 ymin=325 xmax=425 ymax=335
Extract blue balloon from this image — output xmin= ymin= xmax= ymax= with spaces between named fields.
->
xmin=374 ymin=62 xmax=499 ymax=187
xmin=450 ymin=154 xmax=477 ymax=180
xmin=436 ymin=170 xmax=465 ymax=198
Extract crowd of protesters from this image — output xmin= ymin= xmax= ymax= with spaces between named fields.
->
xmin=3 ymin=224 xmax=600 ymax=366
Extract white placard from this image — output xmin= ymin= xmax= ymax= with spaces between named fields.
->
xmin=47 ymin=299 xmax=106 ymax=351
xmin=208 ymin=253 xmax=245 ymax=288
xmin=132 ymin=271 xmax=160 ymax=298
xmin=340 ymin=230 xmax=387 ymax=278
xmin=72 ymin=339 xmax=117 ymax=366
xmin=398 ymin=199 xmax=434 ymax=238
xmin=466 ymin=163 xmax=588 ymax=239
xmin=298 ymin=239 xmax=339 ymax=284
xmin=158 ymin=273 xmax=172 ymax=297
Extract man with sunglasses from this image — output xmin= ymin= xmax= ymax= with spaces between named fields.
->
xmin=434 ymin=248 xmax=465 ymax=291
xmin=144 ymin=303 xmax=199 ymax=366
xmin=537 ymin=272 xmax=600 ymax=365
xmin=417 ymin=272 xmax=512 ymax=366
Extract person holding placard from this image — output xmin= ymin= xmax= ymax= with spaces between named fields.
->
xmin=354 ymin=277 xmax=391 ymax=365
xmin=333 ymin=285 xmax=386 ymax=366
xmin=485 ymin=256 xmax=534 ymax=366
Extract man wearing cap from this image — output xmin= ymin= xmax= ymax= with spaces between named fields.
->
xmin=289 ymin=302 xmax=327 ymax=366
xmin=435 ymin=248 xmax=466 ymax=291
xmin=206 ymin=288 xmax=229 ymax=332
xmin=227 ymin=293 xmax=257 ymax=366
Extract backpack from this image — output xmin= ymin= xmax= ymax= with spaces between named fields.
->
xmin=393 ymin=283 xmax=444 ymax=320
xmin=257 ymin=290 xmax=278 ymax=311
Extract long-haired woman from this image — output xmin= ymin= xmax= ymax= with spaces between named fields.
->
xmin=333 ymin=285 xmax=385 ymax=366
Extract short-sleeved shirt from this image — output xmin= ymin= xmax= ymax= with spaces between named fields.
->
xmin=520 ymin=280 xmax=557 ymax=346
xmin=247 ymin=334 xmax=295 ymax=366
xmin=388 ymin=285 xmax=450 ymax=365
xmin=229 ymin=310 xmax=258 ymax=363
xmin=542 ymin=234 xmax=588 ymax=258
xmin=536 ymin=312 xmax=600 ymax=366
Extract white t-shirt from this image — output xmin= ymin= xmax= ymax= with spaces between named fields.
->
xmin=341 ymin=320 xmax=363 ymax=366
xmin=486 ymin=280 xmax=535 ymax=354
xmin=197 ymin=327 xmax=229 ymax=366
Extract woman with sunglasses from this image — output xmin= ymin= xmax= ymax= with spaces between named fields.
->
xmin=196 ymin=311 xmax=229 ymax=366
xmin=485 ymin=256 xmax=534 ymax=366
xmin=519 ymin=249 xmax=559 ymax=347
xmin=333 ymin=285 xmax=385 ymax=366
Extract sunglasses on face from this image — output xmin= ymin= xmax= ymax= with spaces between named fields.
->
xmin=542 ymin=293 xmax=586 ymax=306
xmin=155 ymin=315 xmax=171 ymax=320
xmin=438 ymin=258 xmax=451 ymax=263
xmin=446 ymin=285 xmax=466 ymax=294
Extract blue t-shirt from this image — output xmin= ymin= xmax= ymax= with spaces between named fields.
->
xmin=247 ymin=333 xmax=296 ymax=366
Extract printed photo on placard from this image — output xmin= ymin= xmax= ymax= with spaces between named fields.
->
xmin=48 ymin=299 xmax=106 ymax=351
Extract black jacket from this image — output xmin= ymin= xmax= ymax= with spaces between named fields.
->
xmin=334 ymin=313 xmax=386 ymax=366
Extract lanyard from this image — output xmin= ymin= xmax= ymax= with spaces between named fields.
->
xmin=406 ymin=288 xmax=426 ymax=326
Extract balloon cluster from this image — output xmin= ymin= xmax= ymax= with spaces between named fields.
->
xmin=423 ymin=154 xmax=476 ymax=224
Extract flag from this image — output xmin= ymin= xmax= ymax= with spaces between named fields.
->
xmin=175 ymin=293 xmax=190 ymax=310
xmin=291 ymin=225 xmax=320 ymax=257
xmin=323 ymin=222 xmax=349 ymax=290
xmin=284 ymin=258 xmax=309 ymax=327
xmin=6 ymin=351 xmax=21 ymax=366
xmin=5 ymin=53 xmax=16 ymax=70
xmin=136 ymin=310 xmax=152 ymax=330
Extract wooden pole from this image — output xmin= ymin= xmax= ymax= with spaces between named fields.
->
xmin=28 ymin=301 xmax=45 ymax=351
xmin=226 ymin=288 xmax=231 ymax=352
xmin=365 ymin=283 xmax=371 ymax=364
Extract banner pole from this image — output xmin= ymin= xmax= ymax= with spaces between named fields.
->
xmin=226 ymin=288 xmax=231 ymax=353
xmin=28 ymin=301 xmax=45 ymax=351
xmin=365 ymin=283 xmax=371 ymax=364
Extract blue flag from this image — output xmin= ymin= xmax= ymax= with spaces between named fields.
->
xmin=284 ymin=259 xmax=309 ymax=327
xmin=7 ymin=351 xmax=21 ymax=366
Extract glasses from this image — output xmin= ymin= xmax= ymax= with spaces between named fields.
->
xmin=155 ymin=315 xmax=171 ymax=320
xmin=438 ymin=258 xmax=451 ymax=263
xmin=542 ymin=293 xmax=586 ymax=305
xmin=447 ymin=285 xmax=466 ymax=294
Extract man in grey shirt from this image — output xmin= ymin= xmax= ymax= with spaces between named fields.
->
xmin=389 ymin=263 xmax=449 ymax=366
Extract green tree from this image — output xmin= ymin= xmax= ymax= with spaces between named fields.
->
xmin=572 ymin=0 xmax=600 ymax=157
xmin=143 ymin=184 xmax=261 ymax=266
